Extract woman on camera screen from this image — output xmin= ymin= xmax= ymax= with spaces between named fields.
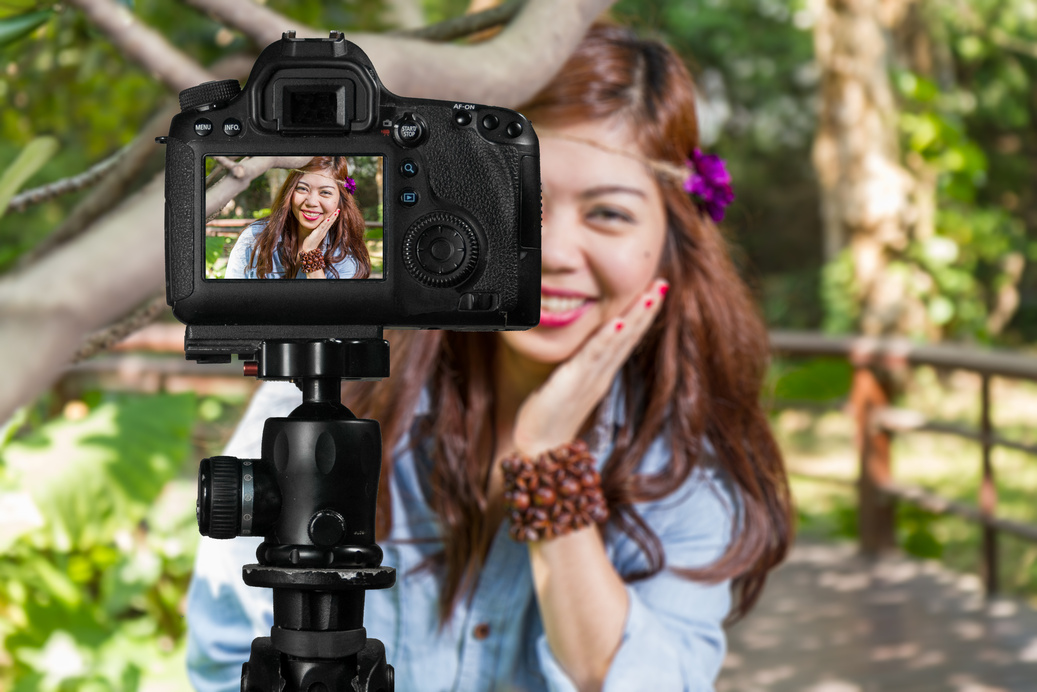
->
xmin=224 ymin=155 xmax=372 ymax=279
xmin=187 ymin=23 xmax=792 ymax=691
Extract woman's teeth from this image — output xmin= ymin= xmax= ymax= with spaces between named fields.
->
xmin=302 ymin=211 xmax=321 ymax=221
xmin=541 ymin=295 xmax=587 ymax=314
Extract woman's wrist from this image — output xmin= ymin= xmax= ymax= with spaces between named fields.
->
xmin=502 ymin=440 xmax=609 ymax=542
xmin=298 ymin=248 xmax=326 ymax=273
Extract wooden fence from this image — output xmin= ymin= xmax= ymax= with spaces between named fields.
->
xmin=64 ymin=327 xmax=1037 ymax=596
xmin=770 ymin=331 xmax=1037 ymax=596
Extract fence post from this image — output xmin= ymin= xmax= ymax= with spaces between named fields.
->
xmin=852 ymin=365 xmax=896 ymax=555
xmin=980 ymin=374 xmax=999 ymax=595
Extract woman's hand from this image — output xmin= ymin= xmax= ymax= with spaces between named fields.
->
xmin=298 ymin=208 xmax=339 ymax=256
xmin=513 ymin=278 xmax=669 ymax=457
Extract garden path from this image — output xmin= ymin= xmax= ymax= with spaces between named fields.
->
xmin=718 ymin=541 xmax=1037 ymax=692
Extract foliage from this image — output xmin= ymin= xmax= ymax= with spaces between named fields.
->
xmin=0 ymin=392 xmax=199 ymax=691
xmin=0 ymin=136 xmax=57 ymax=222
xmin=769 ymin=357 xmax=854 ymax=403
xmin=615 ymin=0 xmax=824 ymax=328
xmin=891 ymin=57 xmax=1037 ymax=341
xmin=617 ymin=0 xmax=1037 ymax=343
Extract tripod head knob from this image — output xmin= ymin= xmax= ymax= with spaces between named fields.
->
xmin=199 ymin=456 xmax=245 ymax=538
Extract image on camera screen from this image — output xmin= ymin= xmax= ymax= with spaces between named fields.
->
xmin=204 ymin=155 xmax=384 ymax=280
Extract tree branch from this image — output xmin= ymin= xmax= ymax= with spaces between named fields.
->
xmin=15 ymin=101 xmax=178 ymax=269
xmin=383 ymin=0 xmax=426 ymax=32
xmin=15 ymin=55 xmax=255 ymax=269
xmin=181 ymin=0 xmax=617 ymax=107
xmin=179 ymin=0 xmax=312 ymax=45
xmin=72 ymin=294 xmax=168 ymax=362
xmin=0 ymin=0 xmax=616 ymax=421
xmin=400 ymin=0 xmax=524 ymax=42
xmin=205 ymin=155 xmax=312 ymax=218
xmin=67 ymin=0 xmax=213 ymax=93
xmin=9 ymin=147 xmax=128 ymax=213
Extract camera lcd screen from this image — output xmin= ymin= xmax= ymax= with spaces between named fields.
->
xmin=204 ymin=155 xmax=384 ymax=280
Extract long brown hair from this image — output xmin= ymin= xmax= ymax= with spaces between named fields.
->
xmin=347 ymin=23 xmax=792 ymax=623
xmin=251 ymin=156 xmax=371 ymax=279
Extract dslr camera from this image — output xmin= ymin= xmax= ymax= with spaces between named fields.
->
xmin=162 ymin=31 xmax=542 ymax=692
xmin=163 ymin=30 xmax=541 ymax=362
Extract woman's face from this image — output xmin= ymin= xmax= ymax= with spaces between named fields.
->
xmin=500 ymin=118 xmax=668 ymax=366
xmin=290 ymin=171 xmax=341 ymax=232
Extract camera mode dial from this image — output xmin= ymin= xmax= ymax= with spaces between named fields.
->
xmin=403 ymin=212 xmax=479 ymax=287
xmin=179 ymin=79 xmax=241 ymax=112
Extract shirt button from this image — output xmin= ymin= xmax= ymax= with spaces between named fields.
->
xmin=473 ymin=623 xmax=491 ymax=640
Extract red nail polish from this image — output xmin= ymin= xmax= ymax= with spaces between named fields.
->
xmin=645 ymin=299 xmax=653 ymax=308
xmin=615 ymin=321 xmax=624 ymax=332
xmin=659 ymin=284 xmax=669 ymax=297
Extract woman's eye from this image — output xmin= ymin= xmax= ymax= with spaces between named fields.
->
xmin=295 ymin=186 xmax=308 ymax=193
xmin=320 ymin=191 xmax=333 ymax=197
xmin=588 ymin=207 xmax=634 ymax=224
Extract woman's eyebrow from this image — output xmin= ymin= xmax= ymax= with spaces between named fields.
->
xmin=579 ymin=185 xmax=646 ymax=199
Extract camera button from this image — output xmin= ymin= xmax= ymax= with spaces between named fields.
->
xmin=394 ymin=113 xmax=427 ymax=147
xmin=400 ymin=189 xmax=420 ymax=207
xmin=454 ymin=110 xmax=473 ymax=126
xmin=222 ymin=118 xmax=243 ymax=136
xmin=506 ymin=121 xmax=524 ymax=137
xmin=481 ymin=114 xmax=499 ymax=130
xmin=194 ymin=119 xmax=213 ymax=136
xmin=400 ymin=159 xmax=419 ymax=178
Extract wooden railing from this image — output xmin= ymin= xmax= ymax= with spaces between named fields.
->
xmin=64 ymin=326 xmax=1037 ymax=596
xmin=770 ymin=331 xmax=1037 ymax=596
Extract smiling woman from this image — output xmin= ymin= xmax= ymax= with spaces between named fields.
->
xmin=187 ymin=22 xmax=792 ymax=692
xmin=222 ymin=156 xmax=372 ymax=280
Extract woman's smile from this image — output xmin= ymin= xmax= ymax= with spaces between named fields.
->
xmin=539 ymin=288 xmax=596 ymax=327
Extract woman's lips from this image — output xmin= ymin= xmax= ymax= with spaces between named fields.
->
xmin=539 ymin=292 xmax=594 ymax=328
xmin=301 ymin=211 xmax=322 ymax=222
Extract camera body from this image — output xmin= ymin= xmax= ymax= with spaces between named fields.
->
xmin=164 ymin=31 xmax=541 ymax=361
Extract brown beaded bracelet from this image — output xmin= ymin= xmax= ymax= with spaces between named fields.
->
xmin=501 ymin=440 xmax=609 ymax=542
xmin=298 ymin=248 xmax=326 ymax=274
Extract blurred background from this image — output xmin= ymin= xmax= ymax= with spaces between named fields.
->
xmin=1 ymin=0 xmax=1036 ymax=690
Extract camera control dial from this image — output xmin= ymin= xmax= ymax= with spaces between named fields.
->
xmin=403 ymin=212 xmax=479 ymax=287
xmin=179 ymin=79 xmax=242 ymax=112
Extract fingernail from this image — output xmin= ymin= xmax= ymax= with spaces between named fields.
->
xmin=644 ymin=299 xmax=654 ymax=308
xmin=659 ymin=283 xmax=669 ymax=297
xmin=334 ymin=209 xmax=340 ymax=215
xmin=615 ymin=321 xmax=624 ymax=332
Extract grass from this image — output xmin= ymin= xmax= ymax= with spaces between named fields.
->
xmin=774 ymin=365 xmax=1037 ymax=603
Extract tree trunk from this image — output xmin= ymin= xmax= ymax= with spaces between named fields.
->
xmin=812 ymin=0 xmax=933 ymax=337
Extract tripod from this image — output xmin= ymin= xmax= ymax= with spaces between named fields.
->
xmin=196 ymin=338 xmax=395 ymax=691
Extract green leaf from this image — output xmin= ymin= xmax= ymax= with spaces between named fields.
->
xmin=0 ymin=136 xmax=59 ymax=221
xmin=927 ymin=295 xmax=956 ymax=325
xmin=773 ymin=358 xmax=854 ymax=402
xmin=0 ymin=10 xmax=52 ymax=49
xmin=0 ymin=393 xmax=195 ymax=550
xmin=205 ymin=235 xmax=233 ymax=276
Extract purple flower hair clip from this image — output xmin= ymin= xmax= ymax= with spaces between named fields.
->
xmin=684 ymin=149 xmax=734 ymax=223
xmin=342 ymin=177 xmax=357 ymax=195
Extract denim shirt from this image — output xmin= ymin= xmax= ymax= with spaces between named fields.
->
xmin=185 ymin=380 xmax=737 ymax=691
xmin=223 ymin=222 xmax=360 ymax=279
